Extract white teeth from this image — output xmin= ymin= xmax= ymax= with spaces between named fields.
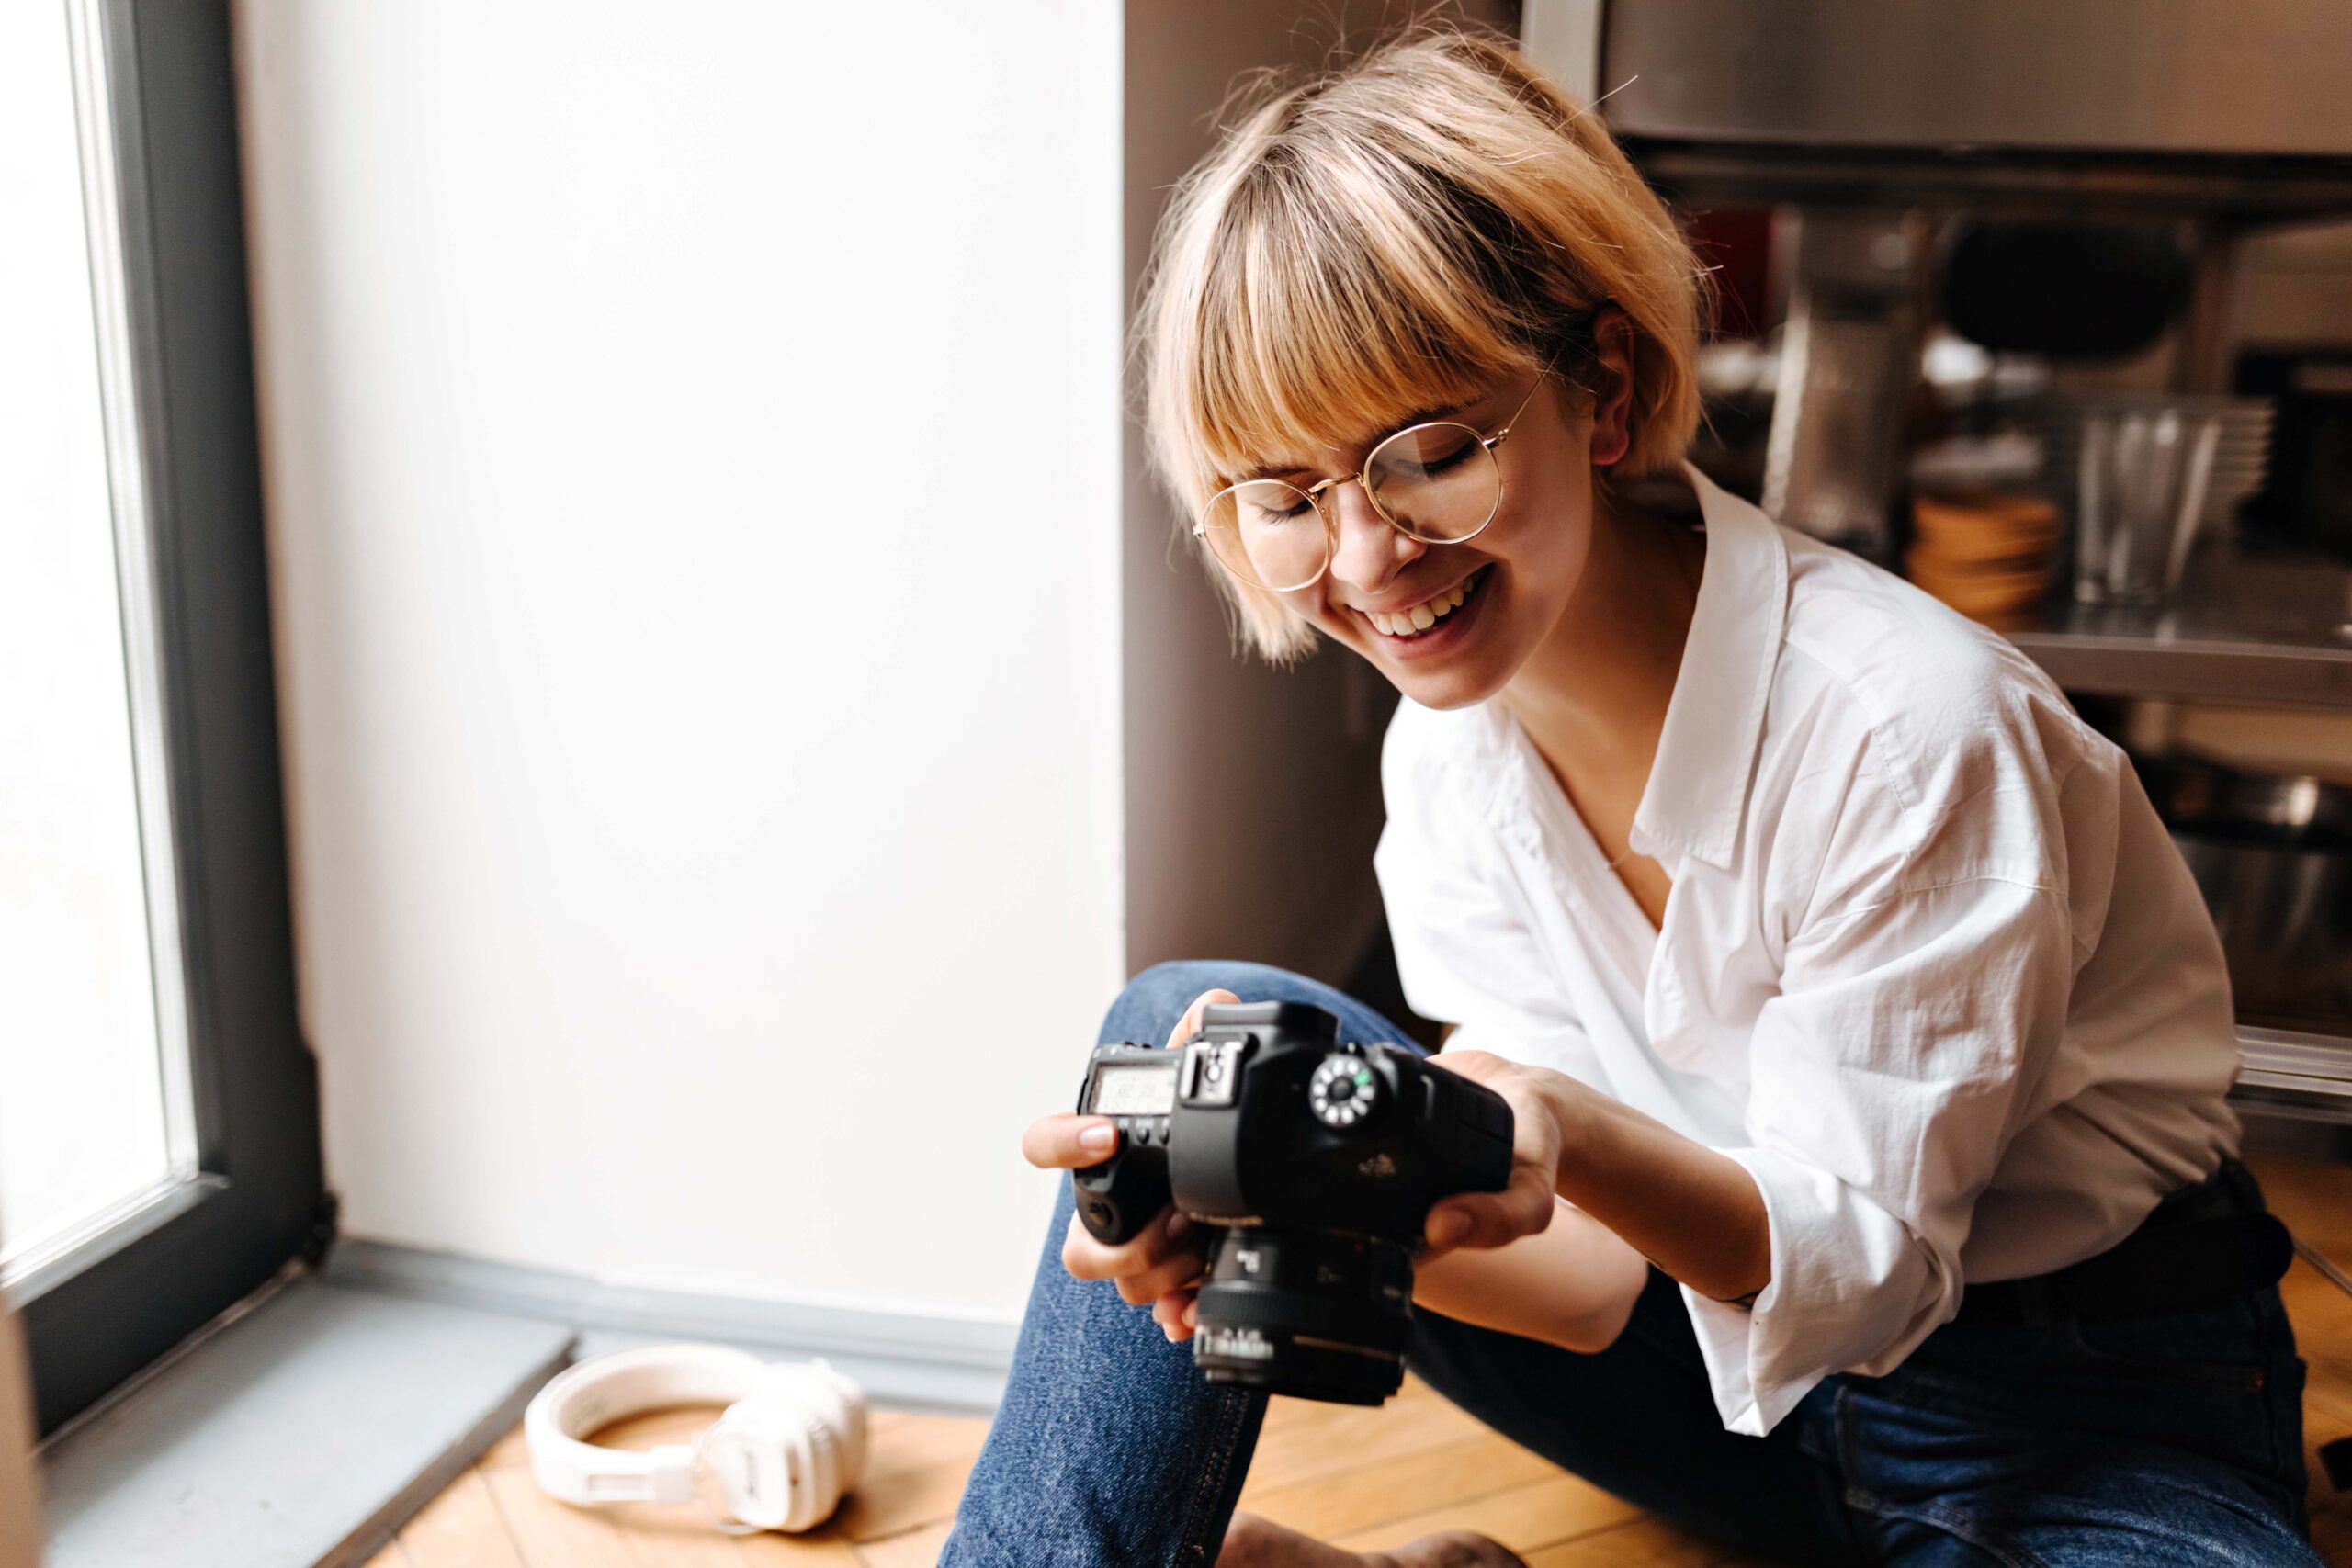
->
xmin=1364 ymin=568 xmax=1485 ymax=639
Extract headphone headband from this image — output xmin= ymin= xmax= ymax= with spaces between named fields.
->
xmin=527 ymin=1343 xmax=772 ymax=1506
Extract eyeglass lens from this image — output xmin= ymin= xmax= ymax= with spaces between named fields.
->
xmin=1199 ymin=423 xmax=1501 ymax=592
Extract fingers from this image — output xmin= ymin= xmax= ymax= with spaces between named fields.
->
xmin=1022 ymin=1112 xmax=1120 ymax=1171
xmin=1164 ymin=988 xmax=1240 ymax=1053
xmin=1151 ymin=1285 xmax=1201 ymax=1342
xmin=1114 ymin=1232 xmax=1209 ymax=1306
xmin=1061 ymin=1205 xmax=1196 ymax=1284
xmin=1422 ymin=1164 xmax=1556 ymax=1256
xmin=1425 ymin=1046 xmax=1503 ymax=1080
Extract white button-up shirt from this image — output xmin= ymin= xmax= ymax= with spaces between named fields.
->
xmin=1374 ymin=463 xmax=2241 ymax=1437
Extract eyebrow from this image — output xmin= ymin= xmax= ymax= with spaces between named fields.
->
xmin=1235 ymin=400 xmax=1467 ymax=485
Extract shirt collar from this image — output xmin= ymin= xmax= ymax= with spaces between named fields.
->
xmin=1626 ymin=461 xmax=1791 ymax=871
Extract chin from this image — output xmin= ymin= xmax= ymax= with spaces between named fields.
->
xmin=1389 ymin=660 xmax=1510 ymax=711
xmin=1329 ymin=624 xmax=1516 ymax=709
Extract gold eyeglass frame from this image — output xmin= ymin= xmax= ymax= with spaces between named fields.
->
xmin=1193 ymin=362 xmax=1553 ymax=593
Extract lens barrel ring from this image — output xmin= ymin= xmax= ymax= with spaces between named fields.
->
xmin=1191 ymin=1229 xmax=1418 ymax=1404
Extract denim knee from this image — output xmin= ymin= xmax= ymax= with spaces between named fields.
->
xmin=1097 ymin=959 xmax=1309 ymax=1047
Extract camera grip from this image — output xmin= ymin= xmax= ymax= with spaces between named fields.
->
xmin=1420 ymin=1059 xmax=1516 ymax=1195
xmin=1072 ymin=1150 xmax=1171 ymax=1245
xmin=1072 ymin=1043 xmax=1180 ymax=1245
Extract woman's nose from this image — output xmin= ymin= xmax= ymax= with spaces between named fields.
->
xmin=1327 ymin=479 xmax=1424 ymax=594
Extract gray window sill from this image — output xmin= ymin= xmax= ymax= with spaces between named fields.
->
xmin=40 ymin=1275 xmax=572 ymax=1568
xmin=35 ymin=1240 xmax=1015 ymax=1567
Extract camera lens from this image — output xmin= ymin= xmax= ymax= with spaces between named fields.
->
xmin=1190 ymin=1228 xmax=1415 ymax=1405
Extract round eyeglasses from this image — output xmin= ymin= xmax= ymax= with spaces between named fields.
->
xmin=1193 ymin=367 xmax=1549 ymax=593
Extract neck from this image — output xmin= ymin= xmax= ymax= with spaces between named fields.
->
xmin=1498 ymin=488 xmax=1700 ymax=794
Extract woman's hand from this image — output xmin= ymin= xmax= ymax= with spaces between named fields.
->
xmin=1018 ymin=987 xmax=1238 ymax=1341
xmin=1418 ymin=1048 xmax=1576 ymax=1259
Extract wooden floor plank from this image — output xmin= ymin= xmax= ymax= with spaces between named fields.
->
xmin=476 ymin=1423 xmax=536 ymax=1472
xmin=2256 ymin=1159 xmax=2352 ymax=1255
xmin=732 ymin=1529 xmax=864 ymax=1566
xmin=362 ymin=1541 xmax=414 ymax=1568
xmin=399 ymin=1470 xmax=526 ymax=1568
xmin=850 ymin=1520 xmax=953 ymax=1568
xmin=819 ymin=1409 xmax=985 ymax=1546
xmin=587 ymin=1407 xmax=723 ymax=1450
xmin=1521 ymin=1514 xmax=1747 ymax=1567
xmin=829 ymin=1455 xmax=978 ymax=1547
xmin=1242 ymin=1391 xmax=1489 ymax=1492
xmin=1240 ymin=1431 xmax=1564 ymax=1540
xmin=602 ymin=1504 xmax=751 ymax=1568
xmin=852 ymin=1413 xmax=989 ymax=1483
xmin=1331 ymin=1472 xmax=1642 ymax=1557
xmin=481 ymin=1463 xmax=642 ymax=1568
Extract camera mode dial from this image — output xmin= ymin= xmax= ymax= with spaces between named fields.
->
xmin=1307 ymin=1051 xmax=1385 ymax=1131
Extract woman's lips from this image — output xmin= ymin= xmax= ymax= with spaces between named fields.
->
xmin=1356 ymin=565 xmax=1492 ymax=660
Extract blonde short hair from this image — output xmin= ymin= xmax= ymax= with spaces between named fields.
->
xmin=1137 ymin=28 xmax=1707 ymax=661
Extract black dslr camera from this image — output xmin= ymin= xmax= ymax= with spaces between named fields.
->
xmin=1072 ymin=1000 xmax=1514 ymax=1405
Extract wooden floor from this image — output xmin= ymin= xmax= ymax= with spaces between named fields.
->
xmin=369 ymin=1156 xmax=2352 ymax=1567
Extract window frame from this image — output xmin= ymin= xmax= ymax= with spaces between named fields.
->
xmin=19 ymin=0 xmax=326 ymax=1437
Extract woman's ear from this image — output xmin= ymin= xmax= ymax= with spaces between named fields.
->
xmin=1587 ymin=308 xmax=1636 ymax=468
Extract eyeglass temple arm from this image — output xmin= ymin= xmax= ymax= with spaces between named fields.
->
xmin=1487 ymin=352 xmax=1560 ymax=451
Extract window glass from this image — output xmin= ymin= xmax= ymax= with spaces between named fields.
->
xmin=0 ymin=0 xmax=191 ymax=1281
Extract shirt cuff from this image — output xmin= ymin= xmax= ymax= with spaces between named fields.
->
xmin=1678 ymin=1146 xmax=1956 ymax=1437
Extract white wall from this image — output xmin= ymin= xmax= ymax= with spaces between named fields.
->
xmin=234 ymin=2 xmax=1124 ymax=1325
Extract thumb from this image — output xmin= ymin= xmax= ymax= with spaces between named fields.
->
xmin=1166 ymin=988 xmax=1241 ymax=1052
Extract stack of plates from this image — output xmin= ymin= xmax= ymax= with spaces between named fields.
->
xmin=1907 ymin=491 xmax=2063 ymax=631
xmin=2022 ymin=394 xmax=2274 ymax=531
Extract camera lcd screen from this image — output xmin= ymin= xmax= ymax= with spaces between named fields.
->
xmin=1091 ymin=1061 xmax=1177 ymax=1116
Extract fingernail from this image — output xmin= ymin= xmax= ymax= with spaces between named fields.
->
xmin=1165 ymin=1210 xmax=1193 ymax=1243
xmin=1080 ymin=1124 xmax=1116 ymax=1156
xmin=1427 ymin=1210 xmax=1470 ymax=1248
xmin=1162 ymin=1323 xmax=1180 ymax=1343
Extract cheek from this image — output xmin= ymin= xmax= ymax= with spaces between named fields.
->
xmin=1488 ymin=481 xmax=1592 ymax=592
xmin=1278 ymin=587 xmax=1342 ymax=635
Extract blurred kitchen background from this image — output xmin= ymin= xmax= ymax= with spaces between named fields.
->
xmin=1519 ymin=0 xmax=2352 ymax=1152
xmin=5 ymin=3 xmax=2351 ymax=1565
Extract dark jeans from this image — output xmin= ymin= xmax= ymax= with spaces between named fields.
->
xmin=940 ymin=961 xmax=2318 ymax=1567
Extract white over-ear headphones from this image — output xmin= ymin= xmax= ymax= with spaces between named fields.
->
xmin=524 ymin=1343 xmax=869 ymax=1533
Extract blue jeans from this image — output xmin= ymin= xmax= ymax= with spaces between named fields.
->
xmin=941 ymin=962 xmax=2318 ymax=1567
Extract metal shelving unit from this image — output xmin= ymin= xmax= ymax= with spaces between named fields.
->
xmin=2007 ymin=552 xmax=2352 ymax=708
xmin=2006 ymin=555 xmax=2352 ymax=1119
xmin=2236 ymin=1026 xmax=2352 ymax=1125
xmin=1532 ymin=0 xmax=2352 ymax=1135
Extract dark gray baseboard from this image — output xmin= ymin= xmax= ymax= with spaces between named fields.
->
xmin=323 ymin=1239 xmax=1019 ymax=1415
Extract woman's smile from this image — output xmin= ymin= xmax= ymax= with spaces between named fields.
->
xmin=1344 ymin=562 xmax=1495 ymax=660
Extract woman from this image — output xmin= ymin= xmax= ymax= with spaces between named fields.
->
xmin=944 ymin=30 xmax=2313 ymax=1568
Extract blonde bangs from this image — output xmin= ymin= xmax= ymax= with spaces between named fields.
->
xmin=1139 ymin=27 xmax=1708 ymax=662
xmin=1185 ymin=154 xmax=1533 ymax=493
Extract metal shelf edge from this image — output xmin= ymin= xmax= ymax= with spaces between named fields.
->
xmin=2234 ymin=1024 xmax=2352 ymax=1120
xmin=2009 ymin=634 xmax=2352 ymax=708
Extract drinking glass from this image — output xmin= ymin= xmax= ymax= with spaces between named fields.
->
xmin=2073 ymin=407 xmax=2222 ymax=606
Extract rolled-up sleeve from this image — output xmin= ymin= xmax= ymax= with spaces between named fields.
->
xmin=1683 ymin=871 xmax=2075 ymax=1434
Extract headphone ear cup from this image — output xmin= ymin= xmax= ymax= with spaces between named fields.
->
xmin=755 ymin=1365 xmax=868 ymax=1488
xmin=716 ymin=1388 xmax=856 ymax=1532
xmin=783 ymin=1412 xmax=842 ymax=1534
